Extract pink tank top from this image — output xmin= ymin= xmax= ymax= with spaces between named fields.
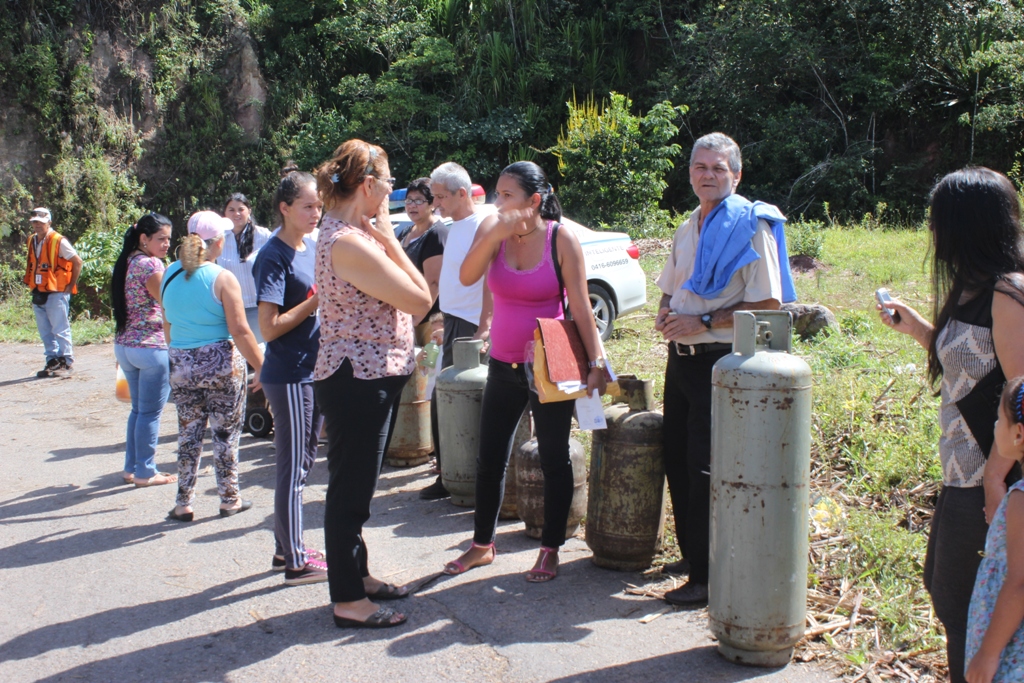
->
xmin=487 ymin=221 xmax=564 ymax=364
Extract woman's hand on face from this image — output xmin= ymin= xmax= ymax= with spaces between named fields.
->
xmin=587 ymin=367 xmax=608 ymax=396
xmin=362 ymin=197 xmax=396 ymax=245
xmin=492 ymin=207 xmax=535 ymax=242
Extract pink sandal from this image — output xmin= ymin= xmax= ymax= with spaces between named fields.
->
xmin=525 ymin=546 xmax=559 ymax=583
xmin=443 ymin=542 xmax=496 ymax=575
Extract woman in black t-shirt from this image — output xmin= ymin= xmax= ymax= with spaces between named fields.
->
xmin=396 ymin=177 xmax=444 ymax=340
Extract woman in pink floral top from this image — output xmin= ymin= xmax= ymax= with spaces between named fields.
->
xmin=111 ymin=213 xmax=177 ymax=488
xmin=313 ymin=140 xmax=432 ymax=629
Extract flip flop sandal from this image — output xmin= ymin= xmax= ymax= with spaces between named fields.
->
xmin=525 ymin=546 xmax=559 ymax=583
xmin=366 ymin=583 xmax=410 ymax=600
xmin=443 ymin=542 xmax=496 ymax=575
xmin=135 ymin=473 xmax=177 ymax=488
xmin=333 ymin=607 xmax=407 ymax=629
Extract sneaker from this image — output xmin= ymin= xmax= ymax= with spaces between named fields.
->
xmin=272 ymin=548 xmax=324 ymax=572
xmin=284 ymin=558 xmax=328 ymax=586
xmin=59 ymin=357 xmax=74 ymax=374
xmin=419 ymin=476 xmax=450 ymax=500
xmin=664 ymin=580 xmax=708 ymax=606
xmin=661 ymin=558 xmax=691 ymax=576
xmin=37 ymin=358 xmax=61 ymax=378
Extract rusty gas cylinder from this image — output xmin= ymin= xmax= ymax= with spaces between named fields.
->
xmin=499 ymin=408 xmax=533 ymax=520
xmin=515 ymin=436 xmax=587 ymax=539
xmin=385 ymin=364 xmax=432 ymax=467
xmin=709 ymin=311 xmax=812 ymax=667
xmin=586 ymin=376 xmax=666 ymax=570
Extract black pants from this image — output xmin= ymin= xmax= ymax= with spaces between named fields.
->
xmin=314 ymin=359 xmax=409 ymax=603
xmin=923 ymin=485 xmax=987 ymax=683
xmin=474 ymin=358 xmax=576 ymax=548
xmin=662 ymin=346 xmax=730 ymax=585
xmin=430 ymin=314 xmax=480 ymax=469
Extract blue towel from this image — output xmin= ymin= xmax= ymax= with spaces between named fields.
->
xmin=681 ymin=193 xmax=797 ymax=303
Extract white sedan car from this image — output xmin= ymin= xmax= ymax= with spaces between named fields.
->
xmin=389 ymin=209 xmax=646 ymax=340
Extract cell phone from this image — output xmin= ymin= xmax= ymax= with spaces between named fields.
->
xmin=875 ymin=288 xmax=901 ymax=323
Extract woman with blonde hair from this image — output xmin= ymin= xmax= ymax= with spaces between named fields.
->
xmin=162 ymin=211 xmax=264 ymax=522
xmin=313 ymin=140 xmax=432 ymax=628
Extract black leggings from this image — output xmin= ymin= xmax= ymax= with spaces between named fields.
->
xmin=923 ymin=485 xmax=988 ymax=683
xmin=473 ymin=358 xmax=576 ymax=549
xmin=314 ymin=359 xmax=409 ymax=603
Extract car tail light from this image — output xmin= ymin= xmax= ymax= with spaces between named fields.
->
xmin=626 ymin=243 xmax=640 ymax=259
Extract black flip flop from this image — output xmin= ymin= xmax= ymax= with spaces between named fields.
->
xmin=167 ymin=508 xmax=194 ymax=522
xmin=333 ymin=607 xmax=407 ymax=629
xmin=219 ymin=500 xmax=253 ymax=517
xmin=366 ymin=583 xmax=410 ymax=600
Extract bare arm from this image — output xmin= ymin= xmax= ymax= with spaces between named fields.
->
xmin=559 ymin=226 xmax=607 ymax=395
xmin=983 ymin=288 xmax=1024 ymax=520
xmin=331 ymin=235 xmax=432 ymax=317
xmin=66 ymin=254 xmax=83 ymax=294
xmin=879 ymin=297 xmax=934 ymax=349
xmin=216 ymin=271 xmax=264 ymax=388
xmin=145 ymin=270 xmax=163 ymax=302
xmin=258 ymin=294 xmax=319 ymax=343
xmin=965 ymin=491 xmax=1024 ymax=683
xmin=459 ymin=214 xmax=507 ymax=286
xmin=658 ymin=297 xmax=781 ymax=340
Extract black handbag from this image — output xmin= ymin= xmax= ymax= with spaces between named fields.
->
xmin=31 ymin=290 xmax=50 ymax=306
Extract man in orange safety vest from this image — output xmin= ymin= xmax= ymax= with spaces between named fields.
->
xmin=24 ymin=207 xmax=83 ymax=377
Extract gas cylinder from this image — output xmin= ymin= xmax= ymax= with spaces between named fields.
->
xmin=436 ymin=338 xmax=488 ymax=506
xmin=586 ymin=376 xmax=666 ymax=570
xmin=385 ymin=365 xmax=432 ymax=467
xmin=499 ymin=408 xmax=533 ymax=520
xmin=709 ymin=311 xmax=812 ymax=667
xmin=515 ymin=437 xmax=587 ymax=539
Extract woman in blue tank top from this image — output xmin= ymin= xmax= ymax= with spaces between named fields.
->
xmin=162 ymin=211 xmax=265 ymax=523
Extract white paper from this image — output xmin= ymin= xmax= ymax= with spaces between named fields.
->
xmin=575 ymin=390 xmax=607 ymax=430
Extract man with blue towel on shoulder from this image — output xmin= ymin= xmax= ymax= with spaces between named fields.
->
xmin=654 ymin=132 xmax=797 ymax=605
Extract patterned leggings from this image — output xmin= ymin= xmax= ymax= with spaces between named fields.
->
xmin=168 ymin=340 xmax=246 ymax=508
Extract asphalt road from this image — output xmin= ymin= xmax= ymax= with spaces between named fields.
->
xmin=0 ymin=342 xmax=840 ymax=683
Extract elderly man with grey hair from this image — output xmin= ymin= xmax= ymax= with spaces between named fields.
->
xmin=654 ymin=132 xmax=796 ymax=604
xmin=419 ymin=162 xmax=497 ymax=500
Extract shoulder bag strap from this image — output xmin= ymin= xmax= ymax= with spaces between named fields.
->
xmin=160 ymin=267 xmax=185 ymax=299
xmin=550 ymin=222 xmax=570 ymax=319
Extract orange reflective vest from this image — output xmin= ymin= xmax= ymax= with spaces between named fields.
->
xmin=24 ymin=231 xmax=77 ymax=294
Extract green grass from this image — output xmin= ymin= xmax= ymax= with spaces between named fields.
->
xmin=605 ymin=226 xmax=946 ymax=668
xmin=0 ymin=291 xmax=115 ymax=345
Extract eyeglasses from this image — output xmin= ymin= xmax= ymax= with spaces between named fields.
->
xmin=380 ymin=177 xmax=396 ymax=187
xmin=404 ymin=198 xmax=428 ymax=206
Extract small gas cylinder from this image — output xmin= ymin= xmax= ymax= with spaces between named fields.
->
xmin=436 ymin=338 xmax=488 ymax=506
xmin=709 ymin=311 xmax=812 ymax=667
xmin=385 ymin=365 xmax=432 ymax=467
xmin=515 ymin=436 xmax=587 ymax=539
xmin=586 ymin=376 xmax=666 ymax=570
xmin=499 ymin=408 xmax=533 ymax=520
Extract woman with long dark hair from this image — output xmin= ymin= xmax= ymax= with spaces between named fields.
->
xmin=253 ymin=171 xmax=326 ymax=585
xmin=111 ymin=213 xmax=177 ymax=487
xmin=313 ymin=140 xmax=432 ymax=628
xmin=444 ymin=161 xmax=607 ymax=582
xmin=222 ymin=192 xmax=272 ymax=344
xmin=880 ymin=167 xmax=1024 ymax=682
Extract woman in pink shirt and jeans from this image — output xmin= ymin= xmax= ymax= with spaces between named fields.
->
xmin=444 ymin=161 xmax=608 ymax=582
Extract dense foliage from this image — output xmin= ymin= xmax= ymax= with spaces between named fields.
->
xmin=3 ymin=0 xmax=1024 ymax=286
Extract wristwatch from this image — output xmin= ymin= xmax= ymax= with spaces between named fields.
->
xmin=588 ymin=358 xmax=607 ymax=370
xmin=701 ymin=313 xmax=714 ymax=329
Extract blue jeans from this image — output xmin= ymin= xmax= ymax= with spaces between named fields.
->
xmin=32 ymin=292 xmax=73 ymax=361
xmin=114 ymin=344 xmax=171 ymax=478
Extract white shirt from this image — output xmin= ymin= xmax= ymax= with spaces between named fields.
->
xmin=438 ymin=207 xmax=495 ymax=325
xmin=217 ymin=224 xmax=271 ymax=309
xmin=656 ymin=208 xmax=783 ymax=345
xmin=32 ymin=230 xmax=77 ymax=260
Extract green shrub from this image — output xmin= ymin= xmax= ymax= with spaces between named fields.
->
xmin=72 ymin=228 xmax=123 ymax=318
xmin=548 ymin=92 xmax=687 ymax=238
xmin=786 ymin=219 xmax=825 ymax=260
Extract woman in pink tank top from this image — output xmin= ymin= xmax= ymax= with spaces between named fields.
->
xmin=441 ymin=161 xmax=608 ymax=582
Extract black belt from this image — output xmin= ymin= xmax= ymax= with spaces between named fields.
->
xmin=670 ymin=341 xmax=732 ymax=356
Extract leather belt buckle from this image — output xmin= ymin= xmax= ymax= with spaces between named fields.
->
xmin=673 ymin=342 xmax=697 ymax=356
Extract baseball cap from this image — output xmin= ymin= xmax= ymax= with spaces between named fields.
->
xmin=29 ymin=207 xmax=51 ymax=223
xmin=471 ymin=184 xmax=485 ymax=198
xmin=187 ymin=211 xmax=233 ymax=241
